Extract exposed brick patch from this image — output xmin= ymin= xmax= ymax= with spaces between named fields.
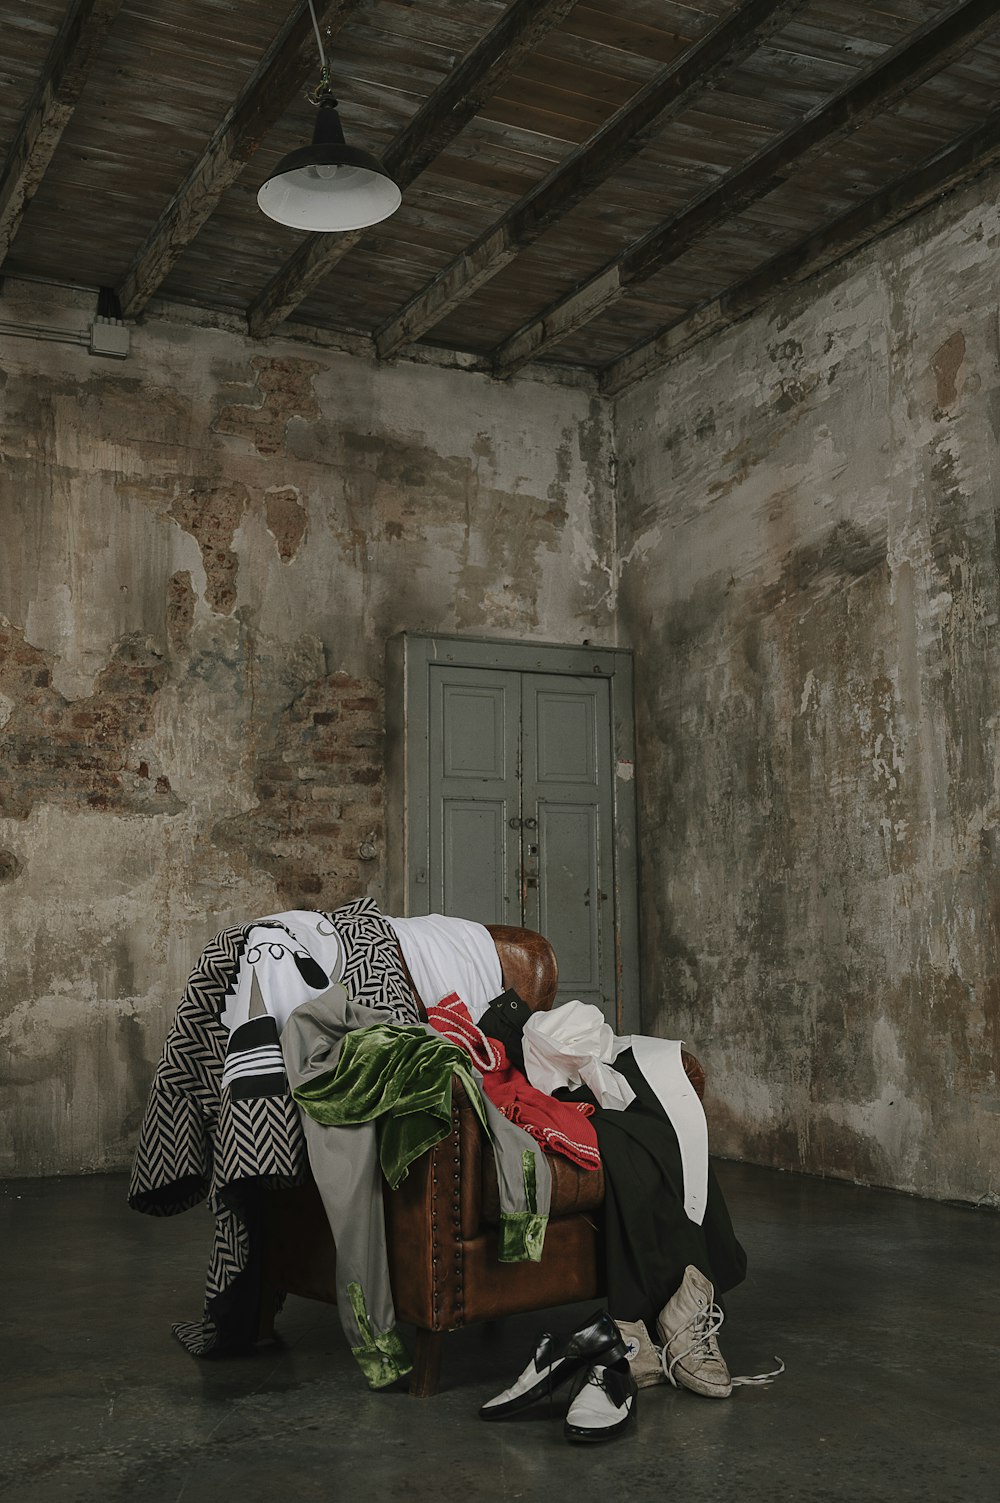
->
xmin=0 ymin=622 xmax=183 ymax=820
xmin=166 ymin=570 xmax=196 ymax=650
xmin=169 ymin=484 xmax=248 ymax=615
xmin=214 ymin=356 xmax=321 ymax=457
xmin=265 ymin=487 xmax=308 ymax=562
xmin=212 ymin=670 xmax=383 ymax=907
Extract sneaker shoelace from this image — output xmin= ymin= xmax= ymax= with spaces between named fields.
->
xmin=658 ymin=1297 xmax=785 ymax=1388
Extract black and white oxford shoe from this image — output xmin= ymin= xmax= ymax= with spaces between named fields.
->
xmin=479 ymin=1311 xmax=626 ymax=1421
xmin=563 ymin=1357 xmax=638 ymax=1443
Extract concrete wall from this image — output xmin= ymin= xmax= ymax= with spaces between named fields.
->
xmin=0 ymin=292 xmax=614 ymax=1176
xmin=616 ymin=173 xmax=1000 ymax=1206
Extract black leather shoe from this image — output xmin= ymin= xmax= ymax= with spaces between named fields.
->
xmin=563 ymin=1358 xmax=638 ymax=1442
xmin=479 ymin=1311 xmax=626 ymax=1421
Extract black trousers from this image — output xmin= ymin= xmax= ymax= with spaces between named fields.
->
xmin=556 ymin=1048 xmax=747 ymax=1329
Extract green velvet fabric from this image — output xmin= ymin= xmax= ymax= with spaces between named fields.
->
xmin=347 ymin=1281 xmax=413 ymax=1390
xmin=499 ymin=1212 xmax=548 ymax=1263
xmin=292 ymin=1023 xmax=489 ymax=1189
xmin=498 ymin=1150 xmax=546 ymax=1262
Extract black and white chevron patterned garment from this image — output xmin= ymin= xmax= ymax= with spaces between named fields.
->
xmin=128 ymin=898 xmax=420 ymax=1356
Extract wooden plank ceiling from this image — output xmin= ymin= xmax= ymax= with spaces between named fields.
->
xmin=2 ymin=0 xmax=1000 ymax=392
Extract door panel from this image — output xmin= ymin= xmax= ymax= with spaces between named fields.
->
xmin=443 ymin=801 xmax=508 ymax=922
xmin=536 ymin=803 xmax=600 ymax=995
xmin=429 ymin=666 xmax=520 ymax=924
xmin=522 ymin=675 xmax=615 ymax=1014
xmin=441 ymin=683 xmax=508 ymax=779
xmin=535 ymin=690 xmax=598 ymax=785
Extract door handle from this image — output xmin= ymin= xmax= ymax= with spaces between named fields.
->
xmin=508 ymin=817 xmax=522 ymax=828
xmin=523 ymin=817 xmax=538 ymax=830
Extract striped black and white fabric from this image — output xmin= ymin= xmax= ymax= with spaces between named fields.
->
xmin=222 ymin=1015 xmax=287 ymax=1100
xmin=128 ymin=897 xmax=421 ymax=1356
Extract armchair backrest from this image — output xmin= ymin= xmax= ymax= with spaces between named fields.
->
xmin=485 ymin=924 xmax=558 ymax=1013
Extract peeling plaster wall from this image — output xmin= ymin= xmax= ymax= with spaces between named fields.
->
xmin=616 ymin=173 xmax=1000 ymax=1206
xmin=0 ymin=300 xmax=614 ymax=1176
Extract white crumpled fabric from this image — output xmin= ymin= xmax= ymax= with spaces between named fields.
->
xmin=387 ymin=913 xmax=502 ymax=1022
xmin=521 ymin=999 xmax=636 ymax=1110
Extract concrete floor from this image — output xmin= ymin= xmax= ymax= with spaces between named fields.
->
xmin=1 ymin=1161 xmax=997 ymax=1503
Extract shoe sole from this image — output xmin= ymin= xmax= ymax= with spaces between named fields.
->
xmin=564 ymin=1410 xmax=634 ymax=1443
xmin=673 ymin=1370 xmax=732 ymax=1398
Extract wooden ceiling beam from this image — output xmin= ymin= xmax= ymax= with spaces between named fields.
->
xmin=600 ymin=108 xmax=1000 ymax=397
xmin=0 ymin=0 xmax=124 ymax=265
xmin=116 ymin=0 xmax=361 ymax=319
xmin=246 ymin=0 xmax=581 ymax=339
xmin=492 ymin=0 xmax=1000 ymax=376
xmin=373 ymin=0 xmax=809 ymax=360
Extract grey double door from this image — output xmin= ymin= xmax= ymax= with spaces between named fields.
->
xmin=428 ymin=665 xmax=616 ymax=1017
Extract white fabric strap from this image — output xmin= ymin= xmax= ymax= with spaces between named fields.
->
xmin=626 ymin=1035 xmax=709 ymax=1225
xmin=387 ymin=914 xmax=502 ymax=1022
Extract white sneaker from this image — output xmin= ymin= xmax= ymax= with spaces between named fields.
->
xmin=655 ymin=1265 xmax=732 ymax=1398
xmin=615 ymin=1318 xmax=664 ymax=1389
xmin=563 ymin=1358 xmax=637 ymax=1443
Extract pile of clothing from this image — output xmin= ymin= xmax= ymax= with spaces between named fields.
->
xmin=129 ymin=902 xmax=747 ymax=1394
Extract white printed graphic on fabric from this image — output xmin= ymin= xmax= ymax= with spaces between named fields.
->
xmin=221 ymin=1046 xmax=285 ymax=1090
xmin=220 ymin=910 xmax=345 ymax=1034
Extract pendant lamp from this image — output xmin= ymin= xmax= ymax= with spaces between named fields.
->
xmin=257 ymin=1 xmax=401 ymax=233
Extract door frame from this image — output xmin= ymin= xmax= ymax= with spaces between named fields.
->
xmin=385 ymin=632 xmax=640 ymax=1031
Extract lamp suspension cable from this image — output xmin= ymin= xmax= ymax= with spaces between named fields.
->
xmin=306 ymin=0 xmax=330 ymax=100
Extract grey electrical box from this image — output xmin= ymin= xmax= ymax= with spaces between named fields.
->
xmin=89 ymin=318 xmax=130 ymax=359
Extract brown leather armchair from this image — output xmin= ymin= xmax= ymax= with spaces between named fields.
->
xmin=260 ymin=924 xmax=705 ymax=1395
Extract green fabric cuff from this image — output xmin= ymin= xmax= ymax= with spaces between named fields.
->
xmin=498 ymin=1211 xmax=548 ymax=1263
xmin=347 ymin=1282 xmax=413 ymax=1390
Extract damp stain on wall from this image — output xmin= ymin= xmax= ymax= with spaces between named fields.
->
xmin=615 ymin=178 xmax=1000 ymax=1206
